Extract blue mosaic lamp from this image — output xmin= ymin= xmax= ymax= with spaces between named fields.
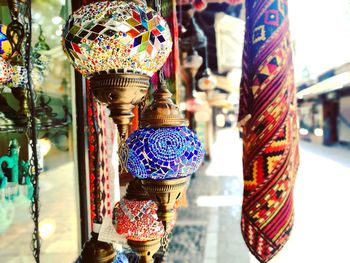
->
xmin=126 ymin=79 xmax=204 ymax=230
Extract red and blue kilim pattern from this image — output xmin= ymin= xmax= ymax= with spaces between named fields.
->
xmin=238 ymin=0 xmax=299 ymax=262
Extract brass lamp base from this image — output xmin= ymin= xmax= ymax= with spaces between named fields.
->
xmin=80 ymin=232 xmax=116 ymax=263
xmin=90 ymin=73 xmax=149 ymax=136
xmin=127 ymin=238 xmax=161 ymax=263
xmin=140 ymin=177 xmax=190 ymax=231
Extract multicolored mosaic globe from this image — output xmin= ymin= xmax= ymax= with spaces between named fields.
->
xmin=0 ymin=57 xmax=13 ymax=84
xmin=126 ymin=126 xmax=205 ymax=180
xmin=62 ymin=0 xmax=172 ymax=77
xmin=113 ymin=198 xmax=164 ymax=241
xmin=0 ymin=24 xmax=13 ymax=60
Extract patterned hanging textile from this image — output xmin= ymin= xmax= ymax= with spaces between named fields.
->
xmin=238 ymin=0 xmax=299 ymax=262
xmin=87 ymin=80 xmax=113 ymax=222
xmin=82 ymin=0 xmax=114 ymax=224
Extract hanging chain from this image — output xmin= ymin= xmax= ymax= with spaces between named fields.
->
xmin=6 ymin=0 xmax=25 ymax=60
xmin=153 ymin=0 xmax=174 ymax=253
xmin=155 ymin=0 xmax=161 ymax=14
xmin=159 ymin=68 xmax=165 ymax=84
xmin=161 ymin=231 xmax=172 ymax=252
xmin=18 ymin=0 xmax=42 ymax=261
xmin=89 ymin=89 xmax=103 ymax=224
xmin=139 ymin=90 xmax=150 ymax=114
xmin=118 ymin=132 xmax=129 ymax=174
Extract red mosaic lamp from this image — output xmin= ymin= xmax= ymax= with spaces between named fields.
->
xmin=113 ymin=194 xmax=164 ymax=263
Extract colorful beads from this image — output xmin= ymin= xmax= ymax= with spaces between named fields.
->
xmin=62 ymin=1 xmax=172 ymax=77
xmin=126 ymin=126 xmax=205 ymax=180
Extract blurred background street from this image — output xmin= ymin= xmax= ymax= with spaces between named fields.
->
xmin=166 ymin=128 xmax=350 ymax=263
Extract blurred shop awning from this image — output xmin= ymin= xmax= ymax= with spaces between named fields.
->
xmin=214 ymin=13 xmax=244 ymax=74
xmin=297 ymin=63 xmax=350 ymax=99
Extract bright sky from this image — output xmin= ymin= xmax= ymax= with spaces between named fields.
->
xmin=289 ymin=0 xmax=350 ymax=83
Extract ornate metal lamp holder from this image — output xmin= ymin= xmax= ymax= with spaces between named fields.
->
xmin=79 ymin=231 xmax=116 ymax=263
xmin=127 ymin=239 xmax=161 ymax=263
xmin=89 ymin=73 xmax=150 ymax=137
xmin=140 ymin=177 xmax=188 ymax=231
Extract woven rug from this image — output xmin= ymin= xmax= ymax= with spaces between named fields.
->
xmin=238 ymin=0 xmax=299 ymax=262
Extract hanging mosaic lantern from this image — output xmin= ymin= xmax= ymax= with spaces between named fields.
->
xmin=113 ymin=198 xmax=164 ymax=241
xmin=113 ymin=197 xmax=164 ymax=263
xmin=126 ymin=80 xmax=205 ymax=231
xmin=127 ymin=126 xmax=203 ymax=180
xmin=62 ymin=0 xmax=172 ymax=137
xmin=0 ymin=24 xmax=14 ymax=60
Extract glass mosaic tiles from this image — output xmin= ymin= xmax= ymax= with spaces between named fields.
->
xmin=10 ymin=66 xmax=28 ymax=88
xmin=0 ymin=59 xmax=27 ymax=87
xmin=62 ymin=1 xmax=172 ymax=77
xmin=114 ymin=251 xmax=129 ymax=263
xmin=0 ymin=57 xmax=13 ymax=84
xmin=113 ymin=198 xmax=164 ymax=241
xmin=0 ymin=24 xmax=13 ymax=60
xmin=126 ymin=126 xmax=205 ymax=180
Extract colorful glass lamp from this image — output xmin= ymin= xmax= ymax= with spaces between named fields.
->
xmin=0 ymin=24 xmax=14 ymax=60
xmin=113 ymin=197 xmax=164 ymax=263
xmin=126 ymin=79 xmax=205 ymax=231
xmin=62 ymin=0 xmax=172 ymax=137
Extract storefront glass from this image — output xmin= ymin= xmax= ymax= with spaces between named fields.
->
xmin=0 ymin=1 xmax=80 ymax=262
